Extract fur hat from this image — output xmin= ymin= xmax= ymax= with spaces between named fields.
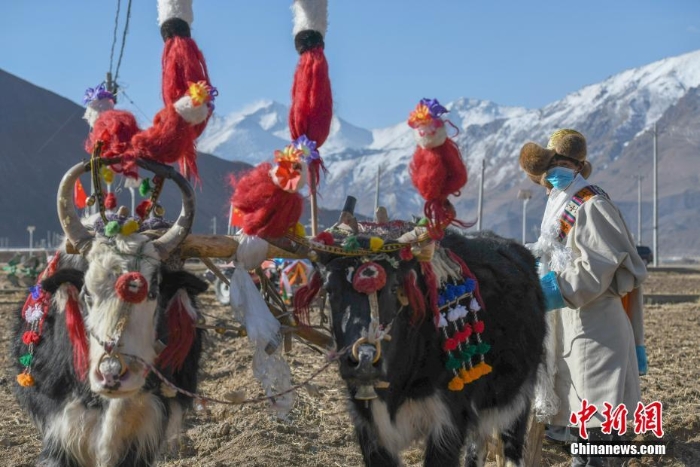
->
xmin=519 ymin=129 xmax=592 ymax=186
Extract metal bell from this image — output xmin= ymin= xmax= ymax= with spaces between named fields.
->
xmin=153 ymin=204 xmax=165 ymax=217
xmin=86 ymin=196 xmax=96 ymax=207
xmin=354 ymin=385 xmax=378 ymax=401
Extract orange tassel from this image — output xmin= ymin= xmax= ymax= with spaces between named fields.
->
xmin=17 ymin=372 xmax=34 ymax=387
xmin=448 ymin=374 xmax=464 ymax=391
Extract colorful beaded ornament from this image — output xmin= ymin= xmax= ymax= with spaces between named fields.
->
xmin=16 ymin=252 xmax=61 ymax=387
xmin=437 ymin=279 xmax=492 ymax=391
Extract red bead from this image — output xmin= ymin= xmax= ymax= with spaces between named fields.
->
xmin=473 ymin=320 xmax=485 ymax=334
xmin=443 ymin=338 xmax=458 ymax=351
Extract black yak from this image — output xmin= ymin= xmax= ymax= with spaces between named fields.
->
xmin=313 ymin=226 xmax=546 ymax=467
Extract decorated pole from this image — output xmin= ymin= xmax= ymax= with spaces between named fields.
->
xmin=289 ymin=0 xmax=332 ymax=236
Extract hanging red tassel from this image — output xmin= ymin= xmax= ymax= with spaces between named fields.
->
xmin=403 ymin=269 xmax=427 ymax=325
xmin=65 ymin=288 xmax=89 ymax=381
xmin=407 ymin=99 xmax=468 ymax=239
xmin=420 ymin=262 xmax=440 ymax=324
xmin=104 ymin=192 xmax=117 ymax=210
xmin=289 ymin=47 xmax=333 ymax=146
xmin=157 ymin=291 xmax=196 ymax=371
xmin=410 ymin=139 xmax=467 ymax=239
xmin=292 ymin=270 xmax=323 ymax=326
xmin=230 ymin=164 xmax=304 ymax=238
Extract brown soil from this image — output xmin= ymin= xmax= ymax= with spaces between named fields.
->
xmin=1 ymin=268 xmax=698 ymax=466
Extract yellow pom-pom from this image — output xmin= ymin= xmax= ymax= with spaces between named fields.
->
xmin=460 ymin=368 xmax=474 ymax=383
xmin=292 ymin=222 xmax=306 ymax=238
xmin=476 ymin=361 xmax=492 ymax=377
xmin=369 ymin=237 xmax=384 ymax=251
xmin=17 ymin=372 xmax=34 ymax=387
xmin=101 ymin=167 xmax=115 ymax=184
xmin=448 ymin=375 xmax=464 ymax=391
xmin=121 ymin=219 xmax=139 ymax=236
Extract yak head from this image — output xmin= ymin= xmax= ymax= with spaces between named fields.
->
xmin=313 ymin=230 xmax=432 ymax=396
xmin=56 ymin=159 xmax=196 ymax=397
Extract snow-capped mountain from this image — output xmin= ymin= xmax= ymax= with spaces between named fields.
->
xmin=199 ymin=49 xmax=700 ymax=257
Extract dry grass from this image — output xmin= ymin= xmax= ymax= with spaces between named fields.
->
xmin=1 ymin=269 xmax=698 ymax=466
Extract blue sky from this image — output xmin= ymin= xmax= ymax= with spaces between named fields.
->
xmin=3 ymin=1 xmax=699 ymax=129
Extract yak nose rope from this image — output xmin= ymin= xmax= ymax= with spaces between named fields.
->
xmin=121 ymin=346 xmax=351 ymax=408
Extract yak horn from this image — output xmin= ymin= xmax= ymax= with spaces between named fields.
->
xmin=138 ymin=159 xmax=196 ymax=259
xmin=57 ymin=161 xmax=95 ymax=255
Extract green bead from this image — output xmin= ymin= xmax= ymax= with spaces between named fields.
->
xmin=343 ymin=236 xmax=360 ymax=252
xmin=461 ymin=346 xmax=477 ymax=360
xmin=139 ymin=178 xmax=151 ymax=197
xmin=418 ymin=217 xmax=429 ymax=226
xmin=445 ymin=355 xmax=461 ymax=371
xmin=477 ymin=342 xmax=491 ymax=355
xmin=104 ymin=220 xmax=121 ymax=237
xmin=19 ymin=354 xmax=33 ymax=367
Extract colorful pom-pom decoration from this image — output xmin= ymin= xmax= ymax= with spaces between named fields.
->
xmin=448 ymin=374 xmax=464 ymax=391
xmin=369 ymin=237 xmax=384 ymax=252
xmin=104 ymin=220 xmax=121 ymax=237
xmin=139 ymin=178 xmax=152 ymax=197
xmin=121 ymin=219 xmax=140 ymax=236
xmin=17 ymin=372 xmax=35 ymax=387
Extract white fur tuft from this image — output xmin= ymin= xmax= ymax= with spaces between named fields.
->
xmin=292 ymin=0 xmax=328 ymax=37
xmin=158 ymin=0 xmax=194 ymax=26
xmin=83 ymin=99 xmax=115 ymax=128
xmin=174 ymin=95 xmax=209 ymax=124
xmin=413 ymin=125 xmax=447 ymax=149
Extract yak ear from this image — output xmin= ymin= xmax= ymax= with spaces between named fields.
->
xmin=160 ymin=269 xmax=209 ymax=296
xmin=41 ymin=268 xmax=85 ymax=294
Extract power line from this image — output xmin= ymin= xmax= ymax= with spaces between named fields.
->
xmin=108 ymin=0 xmax=122 ymax=75
xmin=113 ymin=0 xmax=133 ymax=86
xmin=119 ymin=89 xmax=150 ymax=122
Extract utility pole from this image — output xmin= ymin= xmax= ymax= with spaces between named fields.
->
xmin=517 ymin=189 xmax=532 ymax=244
xmin=27 ymin=226 xmax=36 ymax=255
xmin=477 ymin=159 xmax=485 ymax=231
xmin=211 ymin=216 xmax=217 ymax=235
xmin=635 ymin=174 xmax=644 ymax=245
xmin=374 ymin=165 xmax=381 ymax=215
xmin=652 ymin=124 xmax=658 ymax=266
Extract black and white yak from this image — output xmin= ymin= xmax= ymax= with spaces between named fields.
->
xmin=312 ymin=227 xmax=546 ymax=467
xmin=11 ymin=160 xmax=207 ymax=467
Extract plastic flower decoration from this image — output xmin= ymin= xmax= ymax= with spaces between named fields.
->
xmin=408 ymin=98 xmax=448 ymax=129
xmin=292 ymin=135 xmax=320 ymax=164
xmin=187 ymin=81 xmax=217 ymax=106
xmin=82 ymin=84 xmax=115 ymax=105
xmin=269 ymin=144 xmax=306 ymax=193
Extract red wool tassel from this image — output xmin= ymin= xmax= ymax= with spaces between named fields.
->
xmin=289 ymin=47 xmax=333 ymax=147
xmin=230 ymin=164 xmax=304 ymax=238
xmin=157 ymin=292 xmax=196 ymax=372
xmin=293 ymin=271 xmax=323 ymax=326
xmin=86 ymin=110 xmax=141 ymax=177
xmin=410 ymin=139 xmax=468 ymax=239
xmin=289 ymin=46 xmax=332 ymax=194
xmin=65 ymin=288 xmax=88 ymax=381
xmin=403 ymin=270 xmax=426 ymax=325
xmin=420 ymin=262 xmax=440 ymax=324
xmin=161 ymin=36 xmax=212 ymax=137
xmin=131 ymin=106 xmax=199 ymax=180
xmin=136 ymin=200 xmax=153 ymax=220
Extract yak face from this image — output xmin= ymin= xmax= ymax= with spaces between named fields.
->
xmin=321 ymin=254 xmax=407 ymax=386
xmin=81 ymin=234 xmax=162 ymax=396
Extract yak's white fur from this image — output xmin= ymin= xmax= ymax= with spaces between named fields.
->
xmin=157 ymin=0 xmax=193 ymax=26
xmin=83 ymin=235 xmax=161 ymax=394
xmin=292 ymin=0 xmax=328 ymax=37
xmin=45 ymin=394 xmax=164 ymax=467
xmin=364 ymin=394 xmax=456 ymax=457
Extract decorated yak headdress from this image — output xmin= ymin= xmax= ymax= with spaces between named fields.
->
xmin=83 ymin=0 xmax=215 ymax=182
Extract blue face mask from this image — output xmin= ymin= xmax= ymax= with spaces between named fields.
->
xmin=545 ymin=167 xmax=576 ymax=190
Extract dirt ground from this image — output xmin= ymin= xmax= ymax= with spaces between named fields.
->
xmin=0 ymin=266 xmax=698 ymax=466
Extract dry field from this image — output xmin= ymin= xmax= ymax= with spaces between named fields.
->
xmin=0 ymin=265 xmax=698 ymax=466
